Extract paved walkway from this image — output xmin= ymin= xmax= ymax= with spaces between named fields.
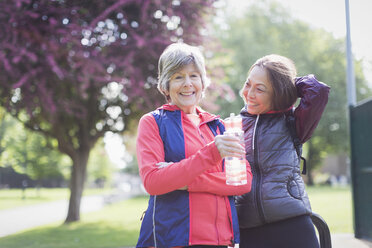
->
xmin=0 ymin=195 xmax=105 ymax=237
xmin=331 ymin=233 xmax=372 ymax=248
xmin=1 ymin=197 xmax=372 ymax=248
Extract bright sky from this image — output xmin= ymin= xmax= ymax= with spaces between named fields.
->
xmin=225 ymin=0 xmax=372 ymax=85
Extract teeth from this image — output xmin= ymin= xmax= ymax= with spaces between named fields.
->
xmin=181 ymin=92 xmax=194 ymax=96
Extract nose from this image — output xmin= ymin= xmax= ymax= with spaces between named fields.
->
xmin=184 ymin=75 xmax=192 ymax=86
xmin=245 ymin=86 xmax=255 ymax=99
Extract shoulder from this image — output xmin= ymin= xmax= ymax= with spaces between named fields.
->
xmin=138 ymin=112 xmax=158 ymax=132
xmin=139 ymin=112 xmax=156 ymax=123
xmin=295 ymin=74 xmax=330 ymax=97
xmin=140 ymin=105 xmax=178 ymax=123
xmin=260 ymin=113 xmax=288 ymax=135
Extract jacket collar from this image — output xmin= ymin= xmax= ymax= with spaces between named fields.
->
xmin=158 ymin=104 xmax=219 ymax=123
xmin=240 ymin=105 xmax=293 ymax=117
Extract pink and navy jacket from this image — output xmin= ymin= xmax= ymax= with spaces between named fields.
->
xmin=136 ymin=104 xmax=252 ymax=247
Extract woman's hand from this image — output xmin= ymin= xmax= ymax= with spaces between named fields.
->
xmin=214 ymin=134 xmax=245 ymax=158
xmin=156 ymin=161 xmax=173 ymax=168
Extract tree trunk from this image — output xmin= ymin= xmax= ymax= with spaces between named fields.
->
xmin=306 ymin=140 xmax=317 ymax=186
xmin=65 ymin=148 xmax=90 ymax=223
xmin=306 ymin=166 xmax=314 ymax=186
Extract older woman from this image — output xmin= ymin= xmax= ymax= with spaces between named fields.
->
xmin=136 ymin=43 xmax=252 ymax=248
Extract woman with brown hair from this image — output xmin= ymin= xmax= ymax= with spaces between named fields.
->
xmin=236 ymin=54 xmax=330 ymax=248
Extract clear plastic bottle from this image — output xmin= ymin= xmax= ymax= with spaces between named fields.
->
xmin=224 ymin=113 xmax=247 ymax=186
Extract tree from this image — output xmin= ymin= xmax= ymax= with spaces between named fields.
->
xmin=211 ymin=1 xmax=372 ymax=184
xmin=0 ymin=111 xmax=70 ymax=187
xmin=0 ymin=0 xmax=217 ymax=222
xmin=0 ymin=107 xmax=11 ymax=158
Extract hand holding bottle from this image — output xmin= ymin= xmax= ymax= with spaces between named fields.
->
xmin=224 ymin=113 xmax=247 ymax=186
xmin=214 ymin=134 xmax=245 ymax=158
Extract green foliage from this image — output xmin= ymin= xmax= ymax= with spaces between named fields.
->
xmin=122 ymin=155 xmax=139 ymax=175
xmin=87 ymin=139 xmax=116 ymax=188
xmin=0 ymin=108 xmax=10 ymax=157
xmin=119 ymin=132 xmax=139 ymax=175
xmin=0 ymin=111 xmax=70 ymax=183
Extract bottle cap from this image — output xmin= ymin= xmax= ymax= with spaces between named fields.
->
xmin=225 ymin=113 xmax=242 ymax=130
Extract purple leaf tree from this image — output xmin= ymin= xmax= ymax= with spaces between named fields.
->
xmin=0 ymin=0 xmax=216 ymax=222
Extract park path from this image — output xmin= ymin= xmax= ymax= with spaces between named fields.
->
xmin=0 ymin=195 xmax=105 ymax=237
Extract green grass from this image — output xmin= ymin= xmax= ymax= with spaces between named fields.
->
xmin=0 ymin=186 xmax=353 ymax=248
xmin=0 ymin=196 xmax=148 ymax=248
xmin=307 ymin=185 xmax=353 ymax=233
xmin=0 ymin=188 xmax=115 ymax=210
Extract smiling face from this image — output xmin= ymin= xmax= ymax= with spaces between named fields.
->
xmin=241 ymin=65 xmax=273 ymax=115
xmin=167 ymin=63 xmax=203 ymax=114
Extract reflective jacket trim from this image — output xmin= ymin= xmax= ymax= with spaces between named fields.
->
xmin=152 ymin=195 xmax=157 ymax=247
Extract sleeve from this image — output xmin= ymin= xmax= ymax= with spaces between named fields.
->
xmin=187 ymin=160 xmax=252 ymax=196
xmin=136 ymin=113 xmax=223 ymax=195
xmin=294 ymin=74 xmax=330 ymax=143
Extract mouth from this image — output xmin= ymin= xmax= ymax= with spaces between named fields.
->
xmin=180 ymin=92 xmax=195 ymax=96
xmin=247 ymin=102 xmax=258 ymax=107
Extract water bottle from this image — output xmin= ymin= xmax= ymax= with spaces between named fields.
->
xmin=224 ymin=113 xmax=247 ymax=186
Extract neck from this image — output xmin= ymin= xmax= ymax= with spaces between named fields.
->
xmin=175 ymin=104 xmax=197 ymax=115
xmin=186 ymin=112 xmax=200 ymax=126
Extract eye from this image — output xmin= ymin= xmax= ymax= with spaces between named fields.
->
xmin=174 ymin=75 xmax=183 ymax=80
xmin=191 ymin=73 xmax=200 ymax=78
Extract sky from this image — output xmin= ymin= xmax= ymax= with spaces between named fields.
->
xmin=225 ymin=0 xmax=372 ymax=84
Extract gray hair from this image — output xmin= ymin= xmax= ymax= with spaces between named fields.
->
xmin=157 ymin=43 xmax=210 ymax=101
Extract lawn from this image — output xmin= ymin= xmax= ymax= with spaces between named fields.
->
xmin=0 ymin=186 xmax=353 ymax=248
xmin=0 ymin=196 xmax=148 ymax=248
xmin=307 ymin=185 xmax=353 ymax=233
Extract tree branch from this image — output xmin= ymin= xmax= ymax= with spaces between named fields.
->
xmin=89 ymin=0 xmax=133 ymax=29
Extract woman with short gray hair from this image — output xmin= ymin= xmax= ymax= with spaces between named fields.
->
xmin=157 ymin=43 xmax=210 ymax=101
xmin=136 ymin=42 xmax=252 ymax=248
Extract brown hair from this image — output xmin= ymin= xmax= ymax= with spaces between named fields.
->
xmin=248 ymin=54 xmax=298 ymax=111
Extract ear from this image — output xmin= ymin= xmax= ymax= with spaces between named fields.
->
xmin=164 ymin=90 xmax=171 ymax=102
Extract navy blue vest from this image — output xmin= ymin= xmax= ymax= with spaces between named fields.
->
xmin=137 ymin=109 xmax=239 ymax=247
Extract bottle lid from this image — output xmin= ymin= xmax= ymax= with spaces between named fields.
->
xmin=225 ymin=113 xmax=242 ymax=129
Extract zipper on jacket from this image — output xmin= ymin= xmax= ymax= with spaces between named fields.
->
xmin=197 ymin=127 xmax=207 ymax=145
xmin=252 ymin=115 xmax=266 ymax=224
xmin=198 ymin=119 xmax=217 ymax=145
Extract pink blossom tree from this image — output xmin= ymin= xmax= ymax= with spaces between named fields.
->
xmin=0 ymin=0 xmax=216 ymax=222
